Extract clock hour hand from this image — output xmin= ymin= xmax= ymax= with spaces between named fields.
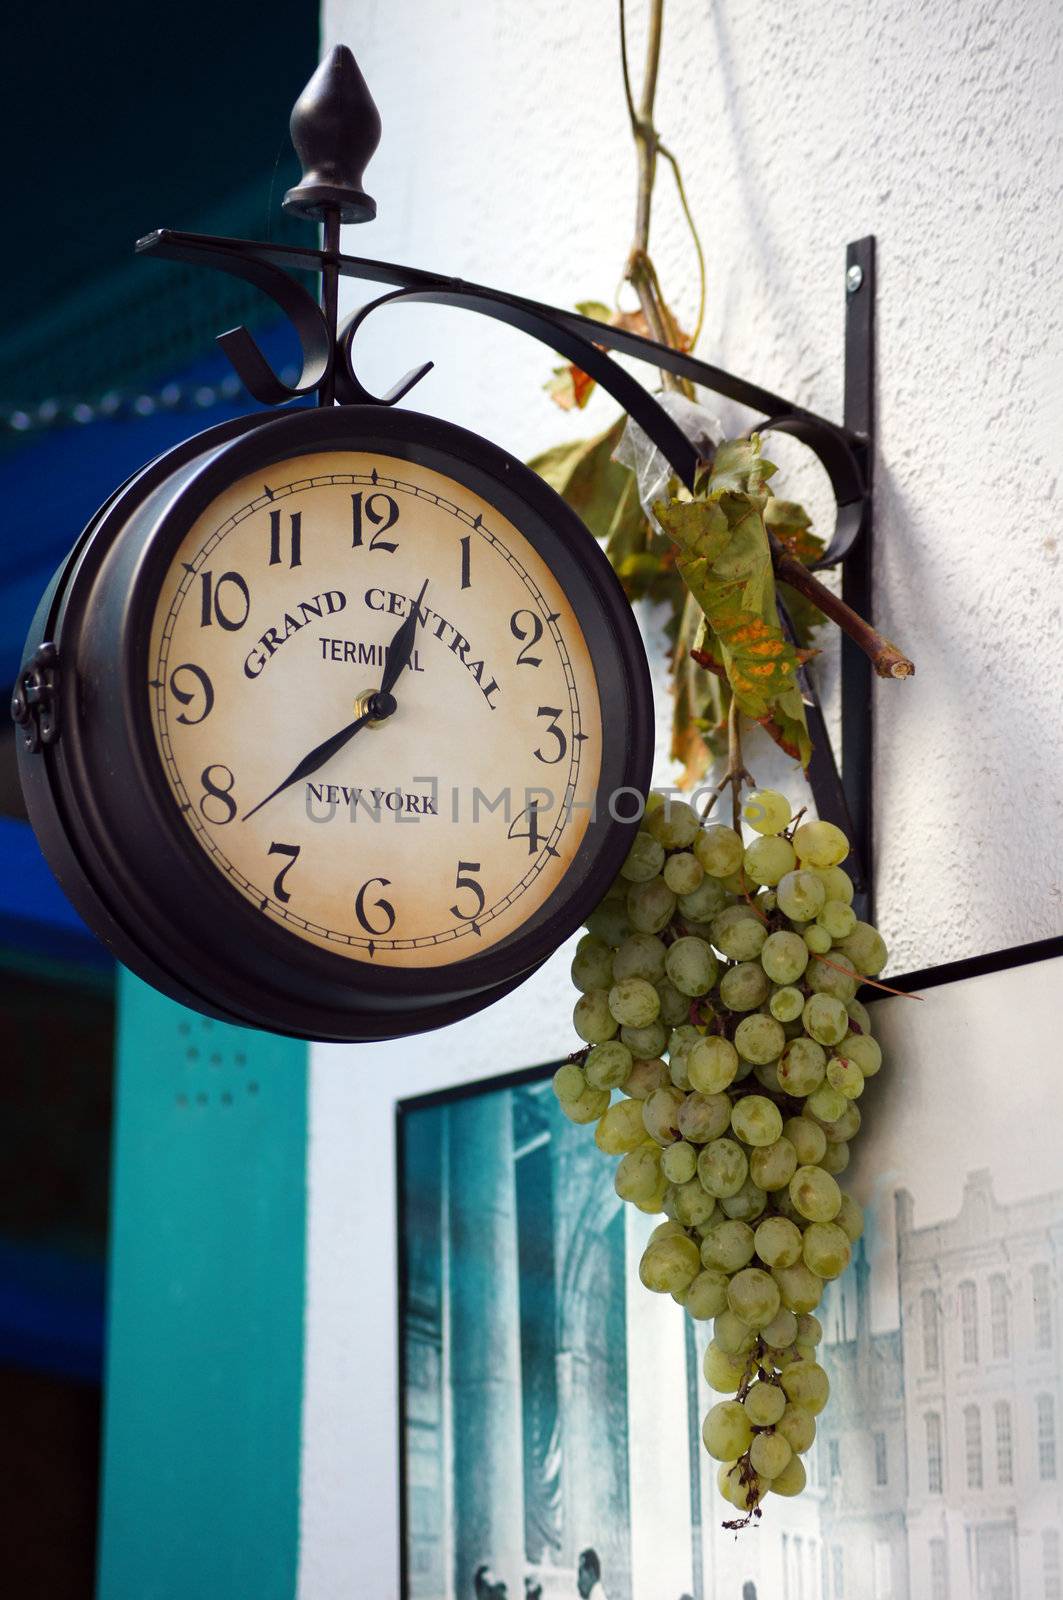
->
xmin=378 ymin=578 xmax=429 ymax=697
xmin=241 ymin=699 xmax=390 ymax=822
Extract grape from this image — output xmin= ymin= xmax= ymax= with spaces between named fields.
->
xmin=839 ymin=920 xmax=889 ymax=976
xmin=769 ymin=985 xmax=805 ymax=1023
xmin=772 ymin=1262 xmax=825 ymax=1314
xmin=768 ymin=1454 xmax=807 ymax=1496
xmin=671 ymin=1178 xmax=718 ymax=1229
xmin=803 ymin=993 xmax=849 ymax=1047
xmin=727 ymin=1267 xmax=781 ymax=1329
xmin=780 ymin=1360 xmax=830 ymax=1414
xmin=643 ymin=1085 xmax=685 ymax=1144
xmin=759 ymin=890 xmax=778 ymax=912
xmin=817 ymin=899 xmax=857 ymax=941
xmin=753 ymin=1060 xmax=783 ymax=1094
xmin=665 ymin=936 xmax=718 ymax=997
xmin=778 ymin=1037 xmax=827 ymax=1096
xmin=754 ymin=1216 xmax=804 ymax=1269
xmin=719 ymin=962 xmax=771 ymax=1012
xmin=826 ymin=1055 xmax=864 ymax=1099
xmin=790 ymin=1165 xmax=842 ymax=1222
xmin=792 ymin=820 xmax=849 ymax=869
xmin=702 ymin=1401 xmax=754 ymax=1461
xmin=783 ymin=1116 xmax=828 ymax=1165
xmin=678 ymin=875 xmax=729 ymax=921
xmin=710 ymin=904 xmax=768 ymax=961
xmin=688 ymin=1036 xmax=740 ymax=1095
xmin=584 ymin=899 xmax=631 ymax=945
xmin=700 ymin=1219 xmax=756 ymax=1272
xmin=777 ymin=1404 xmax=816 ymax=1454
xmin=734 ymin=1015 xmax=786 ymax=1066
xmin=663 ymin=851 xmax=704 ymax=895
xmin=649 ymin=798 xmax=701 ymax=849
xmin=845 ymin=996 xmax=872 ymax=1033
xmin=760 ymin=930 xmax=809 ymax=985
xmin=803 ymin=924 xmax=832 ymax=953
xmin=656 ymin=979 xmax=691 ymax=1027
xmin=612 ymin=932 xmax=667 ymax=983
xmin=615 ymin=1145 xmax=663 ymax=1203
xmin=573 ymin=990 xmax=619 ymax=1044
xmin=742 ymin=788 xmax=792 ymax=835
xmin=695 ymin=824 xmax=745 ymax=878
xmin=841 ymin=1032 xmax=882 ymax=1077
xmin=750 ymin=1431 xmax=793 ymax=1481
xmin=749 ymin=1136 xmax=798 ymax=1191
xmin=806 ymin=952 xmax=858 ymax=1003
xmin=627 ymin=877 xmax=677 ymax=934
xmin=697 ymin=1138 xmax=749 ymax=1198
xmin=744 ymin=834 xmax=798 ymax=888
xmin=713 ymin=1309 xmax=758 ymax=1355
xmin=633 ymin=1183 xmax=670 ymax=1217
xmin=835 ymin=1192 xmax=865 ymax=1243
xmin=623 ymin=1057 xmax=670 ymax=1099
xmin=609 ymin=977 xmax=661 ymax=1028
xmin=621 ymin=830 xmax=666 ymax=882
xmin=806 ymin=1083 xmax=848 ymax=1124
xmin=621 ymin=1019 xmax=670 ymax=1059
xmin=719 ymin=1463 xmax=763 ymax=1510
xmin=720 ymin=1178 xmax=769 ymax=1222
xmin=803 ymin=1221 xmax=852 ymax=1279
xmin=703 ymin=1341 xmax=749 ymax=1393
xmin=571 ymin=935 xmax=615 ymax=993
xmin=813 ymin=864 xmax=855 ymax=905
xmin=826 ymin=1101 xmax=861 ymax=1142
xmin=730 ymin=1094 xmax=784 ymax=1147
xmin=776 ymin=870 xmax=827 ymax=922
xmin=585 ymin=1040 xmax=633 ymax=1090
xmin=552 ymin=1063 xmax=586 ymax=1102
xmin=647 ymin=1219 xmax=686 ymax=1246
xmin=594 ymin=1098 xmax=647 ymax=1154
xmin=681 ymin=1268 xmax=732 ymax=1319
xmin=797 ymin=1313 xmax=823 ymax=1345
xmin=661 ymin=1140 xmax=698 ymax=1184
xmin=677 ymin=1091 xmax=732 ymax=1143
xmin=640 ymin=1232 xmax=701 ymax=1293
xmin=559 ymin=1083 xmax=611 ymax=1124
xmin=744 ymin=1380 xmax=787 ymax=1427
xmin=761 ymin=1307 xmax=799 ymax=1350
xmin=818 ymin=1141 xmax=850 ymax=1175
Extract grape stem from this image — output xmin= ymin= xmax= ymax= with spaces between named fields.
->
xmin=769 ymin=534 xmax=915 ymax=680
xmin=701 ymin=698 xmax=755 ymax=824
xmin=813 ymin=950 xmax=924 ymax=1002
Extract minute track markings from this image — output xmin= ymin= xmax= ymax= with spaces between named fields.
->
xmin=153 ymin=465 xmax=591 ymax=954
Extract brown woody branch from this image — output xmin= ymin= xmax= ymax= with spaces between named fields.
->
xmin=770 ymin=536 xmax=915 ymax=680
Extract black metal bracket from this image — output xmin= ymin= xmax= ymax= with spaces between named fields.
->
xmin=11 ymin=641 xmax=61 ymax=753
xmin=134 ymin=45 xmax=877 ymax=918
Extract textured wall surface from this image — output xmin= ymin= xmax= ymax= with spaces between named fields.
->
xmin=302 ymin=1 xmax=1063 ymax=1592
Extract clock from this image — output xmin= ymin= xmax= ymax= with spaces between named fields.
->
xmin=15 ymin=405 xmax=653 ymax=1040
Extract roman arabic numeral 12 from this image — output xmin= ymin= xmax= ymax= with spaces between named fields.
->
xmin=351 ymin=491 xmax=399 ymax=552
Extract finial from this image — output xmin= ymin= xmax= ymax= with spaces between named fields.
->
xmin=283 ymin=45 xmax=381 ymax=224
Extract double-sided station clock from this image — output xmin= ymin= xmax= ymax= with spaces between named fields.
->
xmin=16 ymin=406 xmax=652 ymax=1040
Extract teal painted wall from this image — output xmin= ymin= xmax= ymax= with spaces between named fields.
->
xmin=97 ymin=972 xmax=308 ymax=1600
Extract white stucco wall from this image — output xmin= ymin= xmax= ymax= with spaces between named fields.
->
xmin=301 ymin=1 xmax=1063 ymax=1592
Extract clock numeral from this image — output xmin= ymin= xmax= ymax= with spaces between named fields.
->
xmin=351 ymin=491 xmax=399 ymax=552
xmin=510 ymin=608 xmax=544 ymax=667
xmin=169 ymin=663 xmax=214 ymax=725
xmin=355 ymin=875 xmax=396 ymax=935
xmin=459 ymin=533 xmax=472 ymax=590
xmin=198 ymin=764 xmax=237 ymax=825
xmin=533 ymin=706 xmax=568 ymax=765
xmin=508 ymin=803 xmax=544 ymax=856
xmin=450 ymin=860 xmax=485 ymax=921
xmin=200 ymin=570 xmax=251 ymax=631
xmin=268 ymin=509 xmax=302 ymax=568
xmin=267 ymin=841 xmax=300 ymax=903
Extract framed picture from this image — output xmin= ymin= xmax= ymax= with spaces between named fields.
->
xmin=397 ymin=937 xmax=1063 ymax=1600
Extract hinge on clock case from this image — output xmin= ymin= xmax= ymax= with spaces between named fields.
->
xmin=11 ymin=641 xmax=61 ymax=753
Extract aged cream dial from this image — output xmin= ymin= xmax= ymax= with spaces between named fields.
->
xmin=148 ymin=449 xmax=603 ymax=968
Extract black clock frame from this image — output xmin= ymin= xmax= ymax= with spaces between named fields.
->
xmin=16 ymin=406 xmax=653 ymax=1041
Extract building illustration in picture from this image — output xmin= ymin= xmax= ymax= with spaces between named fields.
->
xmin=399 ymin=1079 xmax=1063 ymax=1600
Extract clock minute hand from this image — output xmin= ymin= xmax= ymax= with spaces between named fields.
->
xmin=379 ymin=578 xmax=430 ymax=697
xmin=241 ymin=703 xmax=380 ymax=822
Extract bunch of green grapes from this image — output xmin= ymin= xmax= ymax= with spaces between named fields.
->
xmin=552 ymin=787 xmax=890 ymax=1523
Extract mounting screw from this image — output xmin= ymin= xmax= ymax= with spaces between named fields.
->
xmin=846 ymin=264 xmax=864 ymax=294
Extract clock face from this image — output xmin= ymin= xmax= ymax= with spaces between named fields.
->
xmin=147 ymin=448 xmax=604 ymax=969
